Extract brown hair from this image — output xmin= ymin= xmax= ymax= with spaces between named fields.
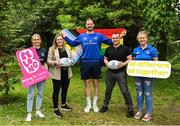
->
xmin=86 ymin=18 xmax=94 ymax=24
xmin=112 ymin=32 xmax=120 ymax=36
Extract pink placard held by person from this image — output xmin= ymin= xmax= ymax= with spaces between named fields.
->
xmin=16 ymin=47 xmax=49 ymax=88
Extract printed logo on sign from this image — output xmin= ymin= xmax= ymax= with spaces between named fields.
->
xmin=16 ymin=47 xmax=49 ymax=88
xmin=19 ymin=49 xmax=39 ymax=74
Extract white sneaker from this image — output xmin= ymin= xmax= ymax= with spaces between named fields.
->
xmin=35 ymin=110 xmax=45 ymax=118
xmin=26 ymin=113 xmax=32 ymax=121
xmin=84 ymin=105 xmax=91 ymax=113
xmin=93 ymin=104 xmax=99 ymax=112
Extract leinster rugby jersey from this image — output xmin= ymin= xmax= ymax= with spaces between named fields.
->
xmin=132 ymin=44 xmax=158 ymax=60
xmin=65 ymin=32 xmax=112 ymax=62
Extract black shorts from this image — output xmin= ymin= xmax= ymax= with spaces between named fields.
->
xmin=80 ymin=62 xmax=101 ymax=80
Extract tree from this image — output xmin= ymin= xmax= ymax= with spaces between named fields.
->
xmin=142 ymin=0 xmax=179 ymax=60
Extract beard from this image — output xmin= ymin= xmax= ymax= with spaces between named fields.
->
xmin=87 ymin=26 xmax=94 ymax=32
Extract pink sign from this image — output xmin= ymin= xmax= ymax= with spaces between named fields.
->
xmin=16 ymin=47 xmax=49 ymax=88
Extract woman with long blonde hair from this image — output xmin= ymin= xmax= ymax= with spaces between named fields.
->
xmin=47 ymin=33 xmax=73 ymax=117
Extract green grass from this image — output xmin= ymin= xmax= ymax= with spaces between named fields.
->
xmin=0 ymin=65 xmax=180 ymax=125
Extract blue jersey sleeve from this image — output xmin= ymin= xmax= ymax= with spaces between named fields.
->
xmin=65 ymin=36 xmax=81 ymax=47
xmin=151 ymin=47 xmax=158 ymax=58
xmin=100 ymin=34 xmax=112 ymax=45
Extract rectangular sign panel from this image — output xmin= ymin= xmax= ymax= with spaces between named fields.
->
xmin=16 ymin=47 xmax=49 ymax=88
xmin=127 ymin=61 xmax=171 ymax=78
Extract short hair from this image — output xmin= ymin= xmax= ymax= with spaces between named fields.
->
xmin=112 ymin=32 xmax=120 ymax=37
xmin=137 ymin=31 xmax=149 ymax=41
xmin=112 ymin=32 xmax=119 ymax=35
xmin=31 ymin=33 xmax=41 ymax=41
xmin=86 ymin=18 xmax=94 ymax=23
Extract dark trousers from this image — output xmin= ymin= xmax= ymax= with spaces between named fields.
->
xmin=52 ymin=69 xmax=70 ymax=109
xmin=103 ymin=70 xmax=134 ymax=111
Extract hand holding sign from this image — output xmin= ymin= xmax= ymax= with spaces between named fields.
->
xmin=61 ymin=29 xmax=83 ymax=65
xmin=16 ymin=47 xmax=49 ymax=88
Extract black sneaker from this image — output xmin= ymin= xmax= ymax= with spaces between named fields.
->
xmin=61 ymin=104 xmax=72 ymax=111
xmin=127 ymin=110 xmax=134 ymax=118
xmin=100 ymin=106 xmax=108 ymax=113
xmin=54 ymin=109 xmax=63 ymax=117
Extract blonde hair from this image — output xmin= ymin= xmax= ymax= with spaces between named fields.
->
xmin=137 ymin=31 xmax=149 ymax=41
xmin=31 ymin=33 xmax=41 ymax=42
xmin=50 ymin=33 xmax=65 ymax=54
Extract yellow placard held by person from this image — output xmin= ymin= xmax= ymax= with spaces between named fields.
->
xmin=127 ymin=61 xmax=171 ymax=78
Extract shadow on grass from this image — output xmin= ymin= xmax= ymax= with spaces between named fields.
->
xmin=170 ymin=95 xmax=180 ymax=113
xmin=0 ymin=94 xmax=26 ymax=105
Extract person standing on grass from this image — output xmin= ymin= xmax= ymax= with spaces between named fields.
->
xmin=133 ymin=31 xmax=158 ymax=121
xmin=26 ymin=34 xmax=48 ymax=121
xmin=61 ymin=18 xmax=112 ymax=113
xmin=47 ymin=33 xmax=73 ymax=117
xmin=99 ymin=33 xmax=134 ymax=118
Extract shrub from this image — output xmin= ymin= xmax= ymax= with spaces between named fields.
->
xmin=0 ymin=52 xmax=20 ymax=96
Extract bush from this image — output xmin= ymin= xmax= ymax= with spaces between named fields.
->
xmin=0 ymin=53 xmax=20 ymax=96
xmin=166 ymin=41 xmax=180 ymax=84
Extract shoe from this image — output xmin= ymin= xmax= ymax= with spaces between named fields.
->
xmin=134 ymin=112 xmax=142 ymax=119
xmin=61 ymin=104 xmax=72 ymax=111
xmin=35 ymin=110 xmax=45 ymax=118
xmin=127 ymin=110 xmax=134 ymax=118
xmin=54 ymin=109 xmax=63 ymax=117
xmin=99 ymin=106 xmax=108 ymax=113
xmin=84 ymin=105 xmax=91 ymax=113
xmin=142 ymin=114 xmax=151 ymax=121
xmin=26 ymin=113 xmax=32 ymax=121
xmin=93 ymin=104 xmax=99 ymax=112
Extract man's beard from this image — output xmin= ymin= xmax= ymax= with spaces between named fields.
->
xmin=87 ymin=27 xmax=93 ymax=32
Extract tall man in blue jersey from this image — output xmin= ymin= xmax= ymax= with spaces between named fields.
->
xmin=63 ymin=18 xmax=112 ymax=113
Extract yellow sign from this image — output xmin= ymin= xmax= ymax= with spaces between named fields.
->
xmin=127 ymin=61 xmax=171 ymax=78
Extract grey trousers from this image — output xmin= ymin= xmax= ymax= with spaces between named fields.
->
xmin=103 ymin=70 xmax=134 ymax=111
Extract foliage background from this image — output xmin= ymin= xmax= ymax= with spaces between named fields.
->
xmin=0 ymin=0 xmax=179 ymax=124
xmin=0 ymin=0 xmax=179 ymax=55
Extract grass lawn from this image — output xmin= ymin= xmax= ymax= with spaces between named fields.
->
xmin=0 ymin=65 xmax=180 ymax=125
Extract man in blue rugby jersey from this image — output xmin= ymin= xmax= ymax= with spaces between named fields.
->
xmin=62 ymin=18 xmax=112 ymax=113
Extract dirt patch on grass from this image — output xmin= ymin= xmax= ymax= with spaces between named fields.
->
xmin=170 ymin=99 xmax=180 ymax=112
xmin=0 ymin=95 xmax=25 ymax=105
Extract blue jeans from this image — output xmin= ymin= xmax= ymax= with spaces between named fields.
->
xmin=134 ymin=77 xmax=153 ymax=114
xmin=27 ymin=80 xmax=45 ymax=112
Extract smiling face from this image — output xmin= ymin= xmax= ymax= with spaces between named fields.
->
xmin=56 ymin=35 xmax=64 ymax=47
xmin=112 ymin=33 xmax=120 ymax=46
xmin=32 ymin=34 xmax=41 ymax=48
xmin=138 ymin=34 xmax=148 ymax=46
xmin=85 ymin=19 xmax=95 ymax=32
